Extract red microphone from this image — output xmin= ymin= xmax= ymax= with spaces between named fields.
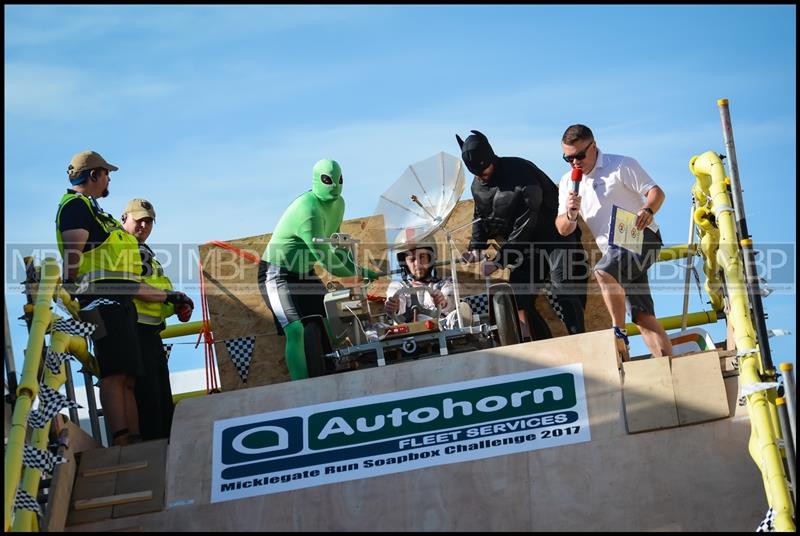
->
xmin=570 ymin=167 xmax=582 ymax=194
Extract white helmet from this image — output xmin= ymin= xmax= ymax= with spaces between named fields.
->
xmin=396 ymin=240 xmax=438 ymax=282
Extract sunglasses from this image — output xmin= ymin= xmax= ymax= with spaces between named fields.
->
xmin=562 ymin=140 xmax=595 ymax=163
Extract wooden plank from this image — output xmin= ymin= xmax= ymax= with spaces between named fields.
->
xmin=67 ymin=446 xmax=120 ymax=526
xmin=199 ymin=200 xmax=612 ymax=391
xmin=622 ymin=357 xmax=679 ymax=433
xmin=74 ymin=490 xmax=153 ymax=511
xmin=672 ymin=351 xmax=730 ymax=425
xmin=81 ymin=461 xmax=149 ymax=478
xmin=43 ymin=421 xmax=101 ymax=532
xmin=113 ymin=439 xmax=168 ymax=518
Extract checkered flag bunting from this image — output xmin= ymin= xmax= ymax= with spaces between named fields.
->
xmin=23 ymin=444 xmax=67 ymax=475
xmin=543 ymin=282 xmax=565 ymax=323
xmin=756 ymin=507 xmax=775 ymax=532
xmin=163 ymin=344 xmax=173 ymax=361
xmin=81 ymin=298 xmax=119 ymax=311
xmin=52 ymin=317 xmax=96 ymax=338
xmin=27 ymin=384 xmax=81 ymax=429
xmin=462 ymin=294 xmax=490 ymax=316
xmin=224 ymin=336 xmax=255 ymax=383
xmin=44 ymin=348 xmax=75 ymax=375
xmin=14 ymin=488 xmax=41 ymax=516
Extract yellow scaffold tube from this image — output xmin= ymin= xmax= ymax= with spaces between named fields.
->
xmin=692 ymin=205 xmax=725 ymax=312
xmin=624 ymin=309 xmax=716 ymax=337
xmin=160 ymin=320 xmax=205 ymax=340
xmin=4 ymin=258 xmax=59 ymax=531
xmin=11 ymin=332 xmax=71 ymax=531
xmin=690 ymin=151 xmax=794 ymax=531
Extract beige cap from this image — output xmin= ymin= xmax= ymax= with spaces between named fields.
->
xmin=123 ymin=198 xmax=156 ymax=222
xmin=67 ymin=150 xmax=119 ymax=180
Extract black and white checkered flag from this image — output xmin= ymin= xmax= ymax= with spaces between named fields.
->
xmin=14 ymin=488 xmax=41 ymax=516
xmin=756 ymin=507 xmax=775 ymax=532
xmin=543 ymin=282 xmax=565 ymax=323
xmin=462 ymin=294 xmax=490 ymax=316
xmin=81 ymin=298 xmax=119 ymax=311
xmin=28 ymin=384 xmax=81 ymax=429
xmin=52 ymin=317 xmax=96 ymax=338
xmin=22 ymin=444 xmax=67 ymax=475
xmin=44 ymin=348 xmax=75 ymax=375
xmin=224 ymin=336 xmax=255 ymax=383
xmin=163 ymin=344 xmax=173 ymax=361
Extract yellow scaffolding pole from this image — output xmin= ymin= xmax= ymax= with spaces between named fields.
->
xmin=690 ymin=151 xmax=794 ymax=531
xmin=624 ymin=309 xmax=717 ymax=337
xmin=3 ymin=258 xmax=59 ymax=531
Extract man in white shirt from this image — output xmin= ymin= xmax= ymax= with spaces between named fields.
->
xmin=555 ymin=124 xmax=672 ymax=357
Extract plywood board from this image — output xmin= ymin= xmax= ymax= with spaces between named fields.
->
xmin=67 ymin=351 xmax=764 ymax=532
xmin=199 ymin=200 xmax=611 ymax=390
xmin=113 ymin=439 xmax=168 ymax=518
xmin=671 ymin=351 xmax=730 ymax=425
xmin=43 ymin=421 xmax=100 ymax=532
xmin=622 ymin=357 xmax=679 ymax=433
xmin=67 ymin=446 xmax=121 ymax=526
xmin=197 ymin=214 xmax=390 ymax=391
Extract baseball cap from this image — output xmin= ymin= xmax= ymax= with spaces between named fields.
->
xmin=67 ymin=150 xmax=119 ymax=184
xmin=123 ymin=198 xmax=156 ymax=222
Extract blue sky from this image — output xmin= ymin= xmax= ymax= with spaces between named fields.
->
xmin=4 ymin=5 xmax=796 ymax=399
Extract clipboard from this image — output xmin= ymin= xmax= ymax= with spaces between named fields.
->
xmin=608 ymin=205 xmax=643 ymax=255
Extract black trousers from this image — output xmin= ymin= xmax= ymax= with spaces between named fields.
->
xmin=504 ymin=240 xmax=589 ymax=340
xmin=135 ymin=323 xmax=174 ymax=440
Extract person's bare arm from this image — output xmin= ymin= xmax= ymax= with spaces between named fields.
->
xmin=60 ymin=229 xmax=89 ymax=282
xmin=556 ymin=191 xmax=581 ymax=236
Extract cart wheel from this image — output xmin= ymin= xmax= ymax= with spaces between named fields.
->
xmin=302 ymin=315 xmax=332 ymax=377
xmin=489 ymin=284 xmax=522 ymax=346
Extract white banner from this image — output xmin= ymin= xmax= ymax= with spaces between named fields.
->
xmin=211 ymin=365 xmax=591 ymax=503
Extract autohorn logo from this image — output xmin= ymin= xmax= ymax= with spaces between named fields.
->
xmin=221 ymin=417 xmax=303 ymax=465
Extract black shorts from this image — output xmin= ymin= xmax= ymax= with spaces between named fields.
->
xmin=258 ymin=261 xmax=327 ymax=334
xmin=78 ymin=295 xmax=144 ymax=378
xmin=594 ymin=228 xmax=663 ymax=322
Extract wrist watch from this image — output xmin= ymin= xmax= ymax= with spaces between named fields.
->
xmin=643 ymin=207 xmax=654 ymax=215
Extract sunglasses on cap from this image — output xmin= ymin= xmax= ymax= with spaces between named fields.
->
xmin=562 ymin=141 xmax=595 ymax=163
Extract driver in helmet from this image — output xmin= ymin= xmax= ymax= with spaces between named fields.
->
xmin=384 ymin=242 xmax=470 ymax=329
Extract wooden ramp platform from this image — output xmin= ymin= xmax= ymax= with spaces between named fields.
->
xmin=64 ymin=439 xmax=168 ymax=531
xmin=66 ymin=329 xmax=766 ymax=531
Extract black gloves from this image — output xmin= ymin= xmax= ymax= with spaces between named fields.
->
xmin=164 ymin=290 xmax=194 ymax=309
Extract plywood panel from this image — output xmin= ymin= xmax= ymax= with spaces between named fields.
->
xmin=70 ymin=333 xmax=764 ymax=532
xmin=166 ymin=329 xmax=624 ymax=509
xmin=671 ymin=352 xmax=730 ymax=425
xmin=67 ymin=446 xmax=121 ymax=526
xmin=44 ymin=421 xmax=101 ymax=532
xmin=198 ymin=201 xmax=611 ymax=391
xmin=113 ymin=439 xmax=168 ymax=518
xmin=622 ymin=357 xmax=679 ymax=433
xmin=197 ymin=215 xmax=390 ymax=391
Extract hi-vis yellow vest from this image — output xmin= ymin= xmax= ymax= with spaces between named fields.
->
xmin=56 ymin=193 xmax=143 ymax=286
xmin=134 ymin=245 xmax=175 ymax=325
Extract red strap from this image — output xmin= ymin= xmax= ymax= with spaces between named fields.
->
xmin=197 ymin=256 xmax=219 ymax=393
xmin=197 ymin=240 xmax=259 ymax=392
xmin=207 ymin=240 xmax=261 ymax=264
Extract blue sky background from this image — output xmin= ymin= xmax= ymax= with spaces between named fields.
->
xmin=4 ymin=5 xmax=796 ymax=400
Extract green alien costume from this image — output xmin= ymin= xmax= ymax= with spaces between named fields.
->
xmin=259 ymin=159 xmax=377 ymax=379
